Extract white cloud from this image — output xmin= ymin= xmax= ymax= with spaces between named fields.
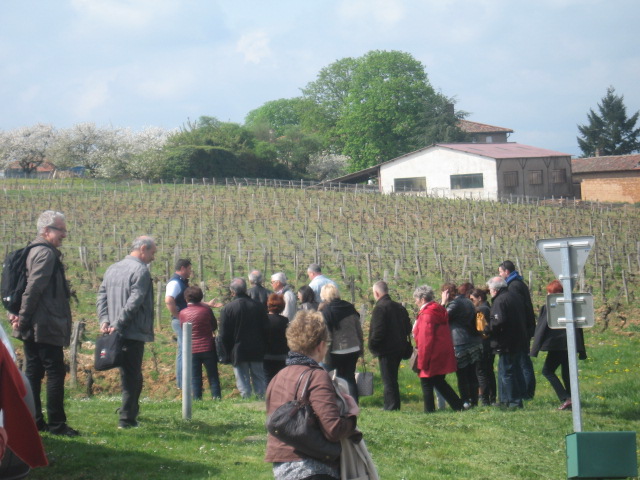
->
xmin=337 ymin=0 xmax=405 ymax=26
xmin=19 ymin=85 xmax=41 ymax=103
xmin=69 ymin=0 xmax=176 ymax=30
xmin=236 ymin=31 xmax=272 ymax=64
xmin=135 ymin=69 xmax=197 ymax=100
xmin=72 ymin=75 xmax=112 ymax=118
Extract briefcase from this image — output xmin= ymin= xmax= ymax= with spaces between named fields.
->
xmin=94 ymin=332 xmax=124 ymax=371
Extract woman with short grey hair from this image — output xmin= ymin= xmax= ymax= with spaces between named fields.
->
xmin=412 ymin=285 xmax=435 ymax=304
xmin=412 ymin=285 xmax=464 ymax=413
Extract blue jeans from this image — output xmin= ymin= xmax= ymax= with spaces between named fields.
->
xmin=498 ymin=352 xmax=526 ymax=408
xmin=233 ymin=361 xmax=266 ymax=398
xmin=520 ymin=351 xmax=536 ymax=399
xmin=171 ymin=318 xmax=182 ymax=388
xmin=192 ymin=350 xmax=221 ymax=399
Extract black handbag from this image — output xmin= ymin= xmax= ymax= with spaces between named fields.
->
xmin=401 ymin=337 xmax=413 ymax=360
xmin=94 ymin=332 xmax=124 ymax=371
xmin=266 ymin=369 xmax=342 ymax=462
xmin=215 ymin=335 xmax=230 ymax=364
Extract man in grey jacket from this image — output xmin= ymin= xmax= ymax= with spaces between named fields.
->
xmin=97 ymin=236 xmax=156 ymax=429
xmin=9 ymin=210 xmax=79 ymax=436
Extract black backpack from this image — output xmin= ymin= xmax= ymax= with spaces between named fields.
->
xmin=1 ymin=243 xmax=54 ymax=314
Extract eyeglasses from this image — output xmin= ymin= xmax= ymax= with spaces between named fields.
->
xmin=48 ymin=226 xmax=68 ymax=234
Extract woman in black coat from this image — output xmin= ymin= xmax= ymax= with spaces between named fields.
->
xmin=470 ymin=288 xmax=496 ymax=406
xmin=530 ymin=280 xmax=587 ymax=410
xmin=263 ymin=294 xmax=290 ymax=386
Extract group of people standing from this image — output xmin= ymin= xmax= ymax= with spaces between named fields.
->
xmin=6 ymin=210 xmax=586 ymax=447
xmin=383 ymin=260 xmax=586 ymax=414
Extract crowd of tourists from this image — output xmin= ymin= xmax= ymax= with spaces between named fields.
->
xmin=1 ymin=210 xmax=587 ymax=480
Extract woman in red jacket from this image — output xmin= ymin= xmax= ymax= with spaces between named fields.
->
xmin=412 ymin=285 xmax=464 ymax=413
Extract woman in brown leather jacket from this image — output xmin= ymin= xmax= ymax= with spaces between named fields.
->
xmin=265 ymin=310 xmax=359 ymax=480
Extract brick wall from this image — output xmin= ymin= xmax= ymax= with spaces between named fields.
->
xmin=580 ymin=177 xmax=640 ymax=203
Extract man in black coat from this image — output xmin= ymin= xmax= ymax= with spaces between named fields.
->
xmin=499 ymin=260 xmax=536 ymax=399
xmin=368 ymin=281 xmax=412 ymax=410
xmin=487 ymin=276 xmax=529 ymax=409
xmin=219 ymin=278 xmax=269 ymax=398
xmin=247 ymin=270 xmax=271 ymax=306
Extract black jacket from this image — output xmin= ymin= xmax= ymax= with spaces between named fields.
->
xmin=446 ymin=295 xmax=482 ymax=346
xmin=248 ymin=284 xmax=271 ymax=306
xmin=368 ymin=294 xmax=412 ymax=357
xmin=218 ymin=293 xmax=269 ymax=365
xmin=489 ymin=287 xmax=529 ymax=354
xmin=265 ymin=313 xmax=289 ymax=359
xmin=530 ymin=305 xmax=587 ymax=357
xmin=506 ymin=275 xmax=536 ymax=337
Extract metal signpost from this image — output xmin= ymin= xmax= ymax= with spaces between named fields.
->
xmin=182 ymin=322 xmax=193 ymax=420
xmin=538 ymin=236 xmax=638 ymax=479
xmin=536 ymin=236 xmax=595 ymax=432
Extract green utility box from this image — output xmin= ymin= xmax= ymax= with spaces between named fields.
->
xmin=566 ymin=431 xmax=638 ymax=479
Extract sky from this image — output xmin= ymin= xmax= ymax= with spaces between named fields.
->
xmin=1 ymin=0 xmax=639 ymax=157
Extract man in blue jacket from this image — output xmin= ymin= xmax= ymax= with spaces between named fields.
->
xmin=499 ymin=260 xmax=536 ymax=400
xmin=165 ymin=259 xmax=192 ymax=389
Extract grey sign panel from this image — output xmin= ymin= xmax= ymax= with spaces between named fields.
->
xmin=536 ymin=236 xmax=595 ymax=279
xmin=546 ymin=293 xmax=595 ymax=329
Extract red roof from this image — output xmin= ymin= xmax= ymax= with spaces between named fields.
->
xmin=7 ymin=161 xmax=55 ymax=172
xmin=572 ymin=154 xmax=640 ymax=173
xmin=457 ymin=120 xmax=513 ymax=134
xmin=437 ymin=143 xmax=571 ymax=159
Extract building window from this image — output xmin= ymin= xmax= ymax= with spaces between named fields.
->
xmin=486 ymin=136 xmax=493 ymax=143
xmin=450 ymin=173 xmax=483 ymax=190
xmin=529 ymin=170 xmax=543 ymax=185
xmin=552 ymin=169 xmax=567 ymax=183
xmin=394 ymin=177 xmax=426 ymax=191
xmin=504 ymin=171 xmax=519 ymax=187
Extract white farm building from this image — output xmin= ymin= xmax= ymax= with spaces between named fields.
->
xmin=331 ymin=143 xmax=575 ymax=200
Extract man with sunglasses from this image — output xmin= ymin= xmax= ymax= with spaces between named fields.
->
xmin=8 ymin=210 xmax=78 ymax=436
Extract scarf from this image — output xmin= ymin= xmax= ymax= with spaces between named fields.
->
xmin=286 ymin=350 xmax=321 ymax=367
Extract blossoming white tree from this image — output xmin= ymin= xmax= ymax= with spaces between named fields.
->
xmin=0 ymin=123 xmax=56 ymax=175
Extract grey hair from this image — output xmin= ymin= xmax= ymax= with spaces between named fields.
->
xmin=131 ymin=236 xmax=155 ymax=252
xmin=248 ymin=270 xmax=263 ymax=285
xmin=271 ymin=272 xmax=287 ymax=284
xmin=307 ymin=263 xmax=322 ymax=274
xmin=37 ymin=210 xmax=65 ymax=234
xmin=413 ymin=285 xmax=435 ymax=303
xmin=373 ymin=280 xmax=388 ymax=295
xmin=230 ymin=277 xmax=247 ymax=295
xmin=487 ymin=276 xmax=507 ymax=291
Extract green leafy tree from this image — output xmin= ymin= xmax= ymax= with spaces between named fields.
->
xmin=418 ymin=92 xmax=469 ymax=145
xmin=301 ymin=50 xmax=466 ymax=171
xmin=337 ymin=51 xmax=437 ymax=171
xmin=577 ymin=86 xmax=640 ymax=157
xmin=301 ymin=57 xmax=358 ymax=137
xmin=245 ymin=98 xmax=306 ymax=138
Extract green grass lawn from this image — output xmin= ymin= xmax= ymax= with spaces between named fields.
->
xmin=28 ymin=327 xmax=639 ymax=480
